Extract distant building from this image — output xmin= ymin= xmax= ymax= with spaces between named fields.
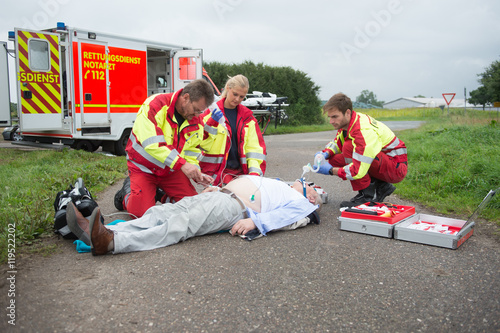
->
xmin=352 ymin=101 xmax=381 ymax=109
xmin=383 ymin=97 xmax=475 ymax=109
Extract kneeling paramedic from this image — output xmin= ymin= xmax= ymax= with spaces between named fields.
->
xmin=114 ymin=80 xmax=215 ymax=218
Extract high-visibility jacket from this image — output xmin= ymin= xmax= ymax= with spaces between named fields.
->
xmin=324 ymin=110 xmax=407 ymax=181
xmin=125 ymin=90 xmax=203 ymax=176
xmin=199 ymin=98 xmax=267 ymax=185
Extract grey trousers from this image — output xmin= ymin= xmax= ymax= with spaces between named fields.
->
xmin=107 ymin=192 xmax=246 ymax=253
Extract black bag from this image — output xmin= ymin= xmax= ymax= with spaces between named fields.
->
xmin=53 ymin=178 xmax=101 ymax=239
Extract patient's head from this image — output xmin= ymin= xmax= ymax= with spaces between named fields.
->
xmin=291 ymin=180 xmax=323 ymax=211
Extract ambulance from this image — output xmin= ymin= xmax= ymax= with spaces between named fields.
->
xmin=0 ymin=22 xmax=218 ymax=155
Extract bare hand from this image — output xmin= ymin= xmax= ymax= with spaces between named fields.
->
xmin=230 ymin=218 xmax=256 ymax=236
xmin=197 ymin=174 xmax=214 ymax=186
xmin=181 ymin=163 xmax=202 ymax=182
xmin=202 ymin=186 xmax=219 ymax=193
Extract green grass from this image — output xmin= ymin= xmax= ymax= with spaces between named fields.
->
xmin=396 ymin=119 xmax=499 ymax=221
xmin=0 ymin=107 xmax=499 ymax=262
xmin=0 ymin=149 xmax=127 ymax=261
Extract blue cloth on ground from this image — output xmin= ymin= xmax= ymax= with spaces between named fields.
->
xmin=73 ymin=220 xmax=125 ymax=253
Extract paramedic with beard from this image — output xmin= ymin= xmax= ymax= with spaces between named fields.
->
xmin=114 ymin=80 xmax=215 ymax=218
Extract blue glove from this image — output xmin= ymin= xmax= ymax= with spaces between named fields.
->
xmin=317 ymin=162 xmax=333 ymax=175
xmin=211 ymin=107 xmax=223 ymax=122
xmin=315 ymin=151 xmax=329 ymax=160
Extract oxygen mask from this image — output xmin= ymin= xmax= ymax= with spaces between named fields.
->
xmin=301 ymin=153 xmax=326 ymax=178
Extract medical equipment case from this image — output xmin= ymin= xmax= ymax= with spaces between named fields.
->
xmin=393 ymin=214 xmax=474 ymax=249
xmin=338 ymin=204 xmax=415 ymax=238
xmin=393 ymin=188 xmax=497 ymax=249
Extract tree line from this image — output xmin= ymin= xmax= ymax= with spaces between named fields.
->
xmin=469 ymin=58 xmax=500 ymax=109
xmin=204 ymin=60 xmax=324 ymax=125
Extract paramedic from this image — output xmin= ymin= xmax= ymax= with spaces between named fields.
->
xmin=67 ymin=176 xmax=322 ymax=255
xmin=315 ymin=93 xmax=408 ymax=208
xmin=114 ymin=79 xmax=215 ymax=218
xmin=199 ymin=75 xmax=267 ymax=186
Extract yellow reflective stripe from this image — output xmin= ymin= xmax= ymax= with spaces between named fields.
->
xmin=21 ymin=98 xmax=37 ymax=114
xmin=45 ymin=82 xmax=61 ymax=99
xmin=31 ymin=82 xmax=60 ymax=112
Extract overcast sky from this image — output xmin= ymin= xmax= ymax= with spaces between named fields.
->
xmin=2 ymin=0 xmax=499 ymax=103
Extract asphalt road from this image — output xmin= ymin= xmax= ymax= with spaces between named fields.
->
xmin=1 ymin=121 xmax=499 ymax=332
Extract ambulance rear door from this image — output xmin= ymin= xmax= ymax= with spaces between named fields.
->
xmin=73 ymin=40 xmax=111 ymax=127
xmin=15 ymin=29 xmax=64 ymax=130
xmin=172 ymin=49 xmax=202 ymax=91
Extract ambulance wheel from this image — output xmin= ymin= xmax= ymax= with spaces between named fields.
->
xmin=74 ymin=140 xmax=98 ymax=152
xmin=114 ymin=129 xmax=131 ymax=156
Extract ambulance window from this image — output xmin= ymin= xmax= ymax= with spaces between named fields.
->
xmin=156 ymin=75 xmax=167 ymax=87
xmin=29 ymin=39 xmax=50 ymax=71
xmin=178 ymin=57 xmax=196 ymax=80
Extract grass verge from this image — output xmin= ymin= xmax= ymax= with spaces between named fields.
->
xmin=0 ymin=149 xmax=127 ymax=262
xmin=396 ymin=118 xmax=499 ymax=224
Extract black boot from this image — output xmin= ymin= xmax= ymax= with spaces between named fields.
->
xmin=373 ymin=178 xmax=396 ymax=202
xmin=113 ymin=177 xmax=131 ymax=211
xmin=340 ymin=182 xmax=377 ymax=208
xmin=155 ymin=187 xmax=166 ymax=203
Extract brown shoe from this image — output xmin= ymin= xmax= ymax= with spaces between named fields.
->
xmin=89 ymin=207 xmax=114 ymax=256
xmin=66 ymin=202 xmax=91 ymax=246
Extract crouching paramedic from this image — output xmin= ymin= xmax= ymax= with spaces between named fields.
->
xmin=199 ymin=75 xmax=267 ymax=186
xmin=315 ymin=93 xmax=408 ymax=208
xmin=114 ymin=79 xmax=215 ymax=218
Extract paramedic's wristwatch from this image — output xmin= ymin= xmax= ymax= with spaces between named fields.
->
xmin=328 ymin=167 xmax=334 ymax=176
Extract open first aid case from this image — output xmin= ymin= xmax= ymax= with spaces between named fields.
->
xmin=338 ymin=188 xmax=498 ymax=249
xmin=394 ymin=188 xmax=498 ymax=249
xmin=338 ymin=203 xmax=415 ymax=238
